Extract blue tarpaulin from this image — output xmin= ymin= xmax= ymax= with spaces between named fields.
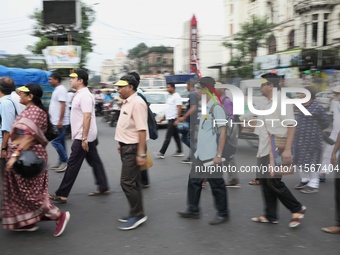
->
xmin=0 ymin=65 xmax=51 ymax=85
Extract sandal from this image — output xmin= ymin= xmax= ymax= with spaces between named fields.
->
xmin=251 ymin=216 xmax=279 ymax=224
xmin=321 ymin=226 xmax=340 ymax=234
xmin=88 ymin=190 xmax=110 ymax=196
xmin=49 ymin=194 xmax=67 ymax=204
xmin=248 ymin=179 xmax=260 ymax=185
xmin=289 ymin=206 xmax=307 ymax=228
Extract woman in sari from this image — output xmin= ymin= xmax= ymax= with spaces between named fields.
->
xmin=2 ymin=84 xmax=70 ymax=237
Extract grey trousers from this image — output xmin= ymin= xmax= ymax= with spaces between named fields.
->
xmin=119 ymin=143 xmax=145 ymax=218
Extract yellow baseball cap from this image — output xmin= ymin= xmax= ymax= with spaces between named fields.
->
xmin=114 ymin=80 xmax=129 ymax=87
xmin=17 ymin=86 xmax=30 ymax=92
xmin=69 ymin=73 xmax=78 ymax=78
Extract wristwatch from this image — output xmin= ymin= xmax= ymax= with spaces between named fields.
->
xmin=216 ymin=154 xmax=222 ymax=158
xmin=82 ymin=137 xmax=87 ymax=142
xmin=138 ymin=154 xmax=147 ymax=158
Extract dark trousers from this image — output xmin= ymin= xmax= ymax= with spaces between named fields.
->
xmin=181 ymin=125 xmax=197 ymax=160
xmin=187 ymin=157 xmax=229 ymax=217
xmin=258 ymin=155 xmax=302 ymax=222
xmin=56 ymin=139 xmax=109 ymax=197
xmin=141 ymin=170 xmax=149 ymax=186
xmin=120 ymin=143 xmax=144 ymax=218
xmin=160 ymin=119 xmax=182 ymax=155
xmin=335 ymin=157 xmax=340 ymax=226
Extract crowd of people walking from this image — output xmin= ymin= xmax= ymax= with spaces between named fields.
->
xmin=0 ymin=70 xmax=340 ymax=237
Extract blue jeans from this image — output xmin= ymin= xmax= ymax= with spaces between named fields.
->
xmin=51 ymin=125 xmax=69 ymax=163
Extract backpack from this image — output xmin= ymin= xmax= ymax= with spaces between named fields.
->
xmin=137 ymin=92 xmax=158 ymax=140
xmin=209 ymin=99 xmax=238 ymax=161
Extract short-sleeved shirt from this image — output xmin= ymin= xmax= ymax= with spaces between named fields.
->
xmin=255 ymin=92 xmax=295 ymax=157
xmin=0 ymin=95 xmax=18 ymax=144
xmin=49 ymin=85 xmax=70 ymax=125
xmin=165 ymin=92 xmax=182 ymax=120
xmin=185 ymin=91 xmax=199 ymax=125
xmin=71 ymin=87 xmax=97 ymax=142
xmin=115 ymin=92 xmax=149 ymax=144
xmin=195 ymin=98 xmax=226 ymax=161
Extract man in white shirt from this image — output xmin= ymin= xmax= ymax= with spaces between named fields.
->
xmin=48 ymin=72 xmax=70 ymax=172
xmin=155 ymin=83 xmax=184 ymax=158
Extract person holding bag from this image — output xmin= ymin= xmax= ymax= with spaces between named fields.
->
xmin=2 ymin=84 xmax=70 ymax=237
xmin=249 ymin=73 xmax=306 ymax=228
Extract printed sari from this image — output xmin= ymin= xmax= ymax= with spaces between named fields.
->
xmin=2 ymin=105 xmax=61 ymax=230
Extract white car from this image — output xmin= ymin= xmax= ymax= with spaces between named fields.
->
xmin=144 ymin=91 xmax=169 ymax=126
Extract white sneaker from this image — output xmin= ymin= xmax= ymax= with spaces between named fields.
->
xmin=55 ymin=163 xmax=68 ymax=173
xmin=155 ymin=153 xmax=165 ymax=159
xmin=49 ymin=163 xmax=61 ymax=170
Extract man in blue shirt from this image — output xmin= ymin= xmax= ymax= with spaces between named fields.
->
xmin=0 ymin=77 xmax=18 ymax=218
xmin=177 ymin=77 xmax=229 ymax=225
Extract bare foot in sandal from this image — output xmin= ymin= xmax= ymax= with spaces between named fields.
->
xmin=321 ymin=226 xmax=340 ymax=234
xmin=251 ymin=215 xmax=279 ymax=224
xmin=289 ymin=206 xmax=307 ymax=228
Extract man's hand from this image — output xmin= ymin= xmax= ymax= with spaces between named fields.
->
xmin=82 ymin=140 xmax=89 ymax=152
xmin=57 ymin=120 xmax=63 ymax=129
xmin=136 ymin=156 xmax=146 ymax=166
xmin=331 ymin=152 xmax=337 ymax=166
xmin=213 ymin=156 xmax=222 ymax=165
xmin=281 ymin=149 xmax=293 ymax=164
xmin=174 ymin=116 xmax=185 ymax=125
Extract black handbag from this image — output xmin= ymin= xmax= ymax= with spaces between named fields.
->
xmin=13 ymin=150 xmax=46 ymax=178
xmin=45 ymin=126 xmax=59 ymax=141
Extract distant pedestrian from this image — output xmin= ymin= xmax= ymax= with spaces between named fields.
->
xmin=50 ymin=69 xmax=109 ymax=203
xmin=293 ymin=86 xmax=329 ymax=193
xmin=155 ymin=83 xmax=184 ymax=159
xmin=177 ymin=76 xmax=229 ymax=225
xmin=321 ymin=130 xmax=340 ymax=234
xmin=114 ymin=75 xmax=148 ymax=230
xmin=48 ymin=71 xmax=69 ymax=173
xmin=174 ymin=78 xmax=199 ymax=164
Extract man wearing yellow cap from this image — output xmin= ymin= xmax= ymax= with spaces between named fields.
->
xmin=114 ymin=75 xmax=148 ymax=230
xmin=50 ymin=69 xmax=109 ymax=203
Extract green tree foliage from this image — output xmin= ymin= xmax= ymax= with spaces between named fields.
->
xmin=224 ymin=16 xmax=275 ymax=78
xmin=0 ymin=55 xmax=29 ymax=68
xmin=127 ymin=43 xmax=149 ymax=59
xmin=27 ymin=1 xmax=95 ymax=68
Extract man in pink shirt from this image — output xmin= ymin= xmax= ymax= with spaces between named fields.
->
xmin=115 ymin=75 xmax=148 ymax=230
xmin=50 ymin=69 xmax=109 ymax=203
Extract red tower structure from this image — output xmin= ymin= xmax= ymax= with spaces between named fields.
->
xmin=190 ymin=15 xmax=199 ymax=75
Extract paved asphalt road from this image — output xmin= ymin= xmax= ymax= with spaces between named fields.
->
xmin=1 ymin=117 xmax=339 ymax=255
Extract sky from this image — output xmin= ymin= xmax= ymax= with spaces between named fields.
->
xmin=0 ymin=0 xmax=225 ymax=74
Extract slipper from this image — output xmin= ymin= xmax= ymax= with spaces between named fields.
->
xmin=88 ymin=190 xmax=110 ymax=196
xmin=248 ymin=179 xmax=260 ymax=185
xmin=289 ymin=206 xmax=307 ymax=228
xmin=49 ymin=194 xmax=67 ymax=204
xmin=321 ymin=226 xmax=340 ymax=234
xmin=251 ymin=216 xmax=279 ymax=224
